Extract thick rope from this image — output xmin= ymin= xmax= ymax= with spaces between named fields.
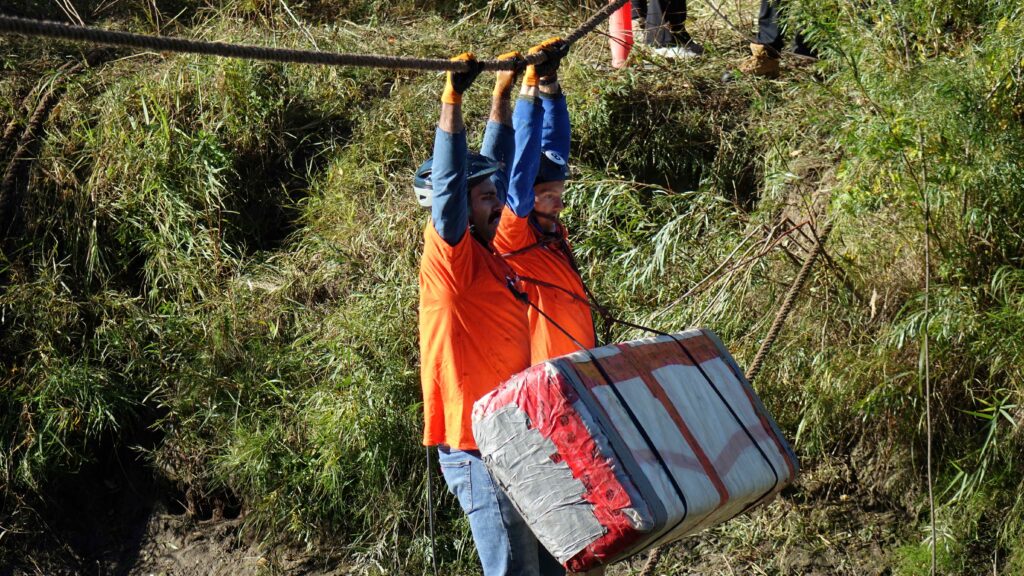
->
xmin=637 ymin=220 xmax=833 ymax=576
xmin=744 ymin=221 xmax=834 ymax=382
xmin=0 ymin=89 xmax=61 ymax=239
xmin=1 ymin=114 xmax=21 ymax=158
xmin=0 ymin=0 xmax=629 ymax=71
xmin=2 ymin=51 xmax=111 ymax=242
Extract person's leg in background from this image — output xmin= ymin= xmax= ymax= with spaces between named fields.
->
xmin=762 ymin=0 xmax=816 ymax=58
xmin=662 ymin=0 xmax=687 ymax=42
xmin=756 ymin=0 xmax=786 ymax=55
xmin=737 ymin=0 xmax=818 ymax=77
xmin=734 ymin=0 xmax=783 ymax=77
xmin=632 ymin=0 xmax=668 ymax=46
xmin=632 ymin=0 xmax=703 ymax=56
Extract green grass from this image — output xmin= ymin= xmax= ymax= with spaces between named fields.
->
xmin=2 ymin=0 xmax=1024 ymax=573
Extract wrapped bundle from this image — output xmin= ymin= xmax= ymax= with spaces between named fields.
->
xmin=471 ymin=329 xmax=798 ymax=572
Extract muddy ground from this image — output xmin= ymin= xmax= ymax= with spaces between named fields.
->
xmin=2 ymin=454 xmax=906 ymax=576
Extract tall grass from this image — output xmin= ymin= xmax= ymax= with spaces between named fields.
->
xmin=758 ymin=0 xmax=1024 ymax=571
xmin=1 ymin=0 xmax=1023 ymax=573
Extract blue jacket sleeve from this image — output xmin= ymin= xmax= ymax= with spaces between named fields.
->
xmin=431 ymin=127 xmax=468 ymax=245
xmin=480 ymin=121 xmax=514 ymax=205
xmin=508 ymin=96 xmax=544 ymax=218
xmin=540 ymin=92 xmax=570 ymax=161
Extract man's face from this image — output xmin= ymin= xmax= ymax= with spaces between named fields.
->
xmin=533 ymin=181 xmax=565 ymax=231
xmin=469 ymin=178 xmax=502 ymax=244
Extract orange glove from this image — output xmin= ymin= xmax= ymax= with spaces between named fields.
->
xmin=493 ymin=51 xmax=524 ymax=99
xmin=442 ymin=52 xmax=482 ymax=105
xmin=524 ymin=37 xmax=568 ymax=86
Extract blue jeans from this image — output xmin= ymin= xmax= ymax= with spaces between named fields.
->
xmin=438 ymin=447 xmax=565 ymax=576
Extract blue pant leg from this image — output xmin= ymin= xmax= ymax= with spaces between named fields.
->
xmin=756 ymin=0 xmax=786 ymax=53
xmin=439 ymin=448 xmax=542 ymax=576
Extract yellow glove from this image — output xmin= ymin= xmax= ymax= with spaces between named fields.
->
xmin=524 ymin=37 xmax=568 ymax=87
xmin=442 ymin=52 xmax=482 ymax=105
xmin=493 ymin=51 xmax=524 ymax=98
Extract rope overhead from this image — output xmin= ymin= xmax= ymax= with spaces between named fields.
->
xmin=0 ymin=0 xmax=629 ymax=71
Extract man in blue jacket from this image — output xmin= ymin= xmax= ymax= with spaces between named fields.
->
xmin=417 ymin=47 xmax=571 ymax=575
xmin=494 ymin=39 xmax=598 ymax=363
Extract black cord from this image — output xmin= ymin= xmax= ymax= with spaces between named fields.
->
xmin=504 ymin=274 xmax=782 ymax=547
xmin=505 ymin=277 xmax=690 ymax=521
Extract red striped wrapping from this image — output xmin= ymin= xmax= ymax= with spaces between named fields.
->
xmin=471 ymin=329 xmax=798 ymax=572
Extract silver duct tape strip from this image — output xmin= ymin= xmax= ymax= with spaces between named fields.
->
xmin=474 ymin=403 xmax=606 ymax=562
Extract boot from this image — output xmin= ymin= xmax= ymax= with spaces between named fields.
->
xmin=738 ymin=43 xmax=780 ymax=78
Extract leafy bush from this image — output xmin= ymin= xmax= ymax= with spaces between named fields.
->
xmin=2 ymin=0 xmax=1023 ymax=573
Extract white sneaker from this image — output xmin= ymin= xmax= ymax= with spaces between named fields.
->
xmin=653 ymin=41 xmax=704 ymax=58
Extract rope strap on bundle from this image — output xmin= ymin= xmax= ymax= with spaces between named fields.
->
xmin=0 ymin=0 xmax=628 ymax=71
xmin=637 ymin=219 xmax=833 ymax=576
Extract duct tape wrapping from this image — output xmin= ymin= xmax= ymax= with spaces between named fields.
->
xmin=472 ymin=328 xmax=798 ymax=572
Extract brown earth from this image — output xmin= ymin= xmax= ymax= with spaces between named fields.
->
xmin=3 ymin=501 xmax=351 ymax=576
xmin=5 ymin=456 xmax=908 ymax=575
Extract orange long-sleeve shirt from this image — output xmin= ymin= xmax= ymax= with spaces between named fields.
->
xmin=494 ymin=206 xmax=595 ymax=363
xmin=419 ymin=223 xmax=530 ymax=450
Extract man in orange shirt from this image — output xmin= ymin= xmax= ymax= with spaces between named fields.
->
xmin=417 ymin=47 xmax=569 ymax=575
xmin=494 ymin=40 xmax=597 ymax=364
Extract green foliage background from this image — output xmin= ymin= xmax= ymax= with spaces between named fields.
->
xmin=1 ymin=0 xmax=1023 ymax=573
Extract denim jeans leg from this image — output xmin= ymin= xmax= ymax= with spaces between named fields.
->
xmin=756 ymin=0 xmax=786 ymax=53
xmin=438 ymin=448 xmax=551 ymax=576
